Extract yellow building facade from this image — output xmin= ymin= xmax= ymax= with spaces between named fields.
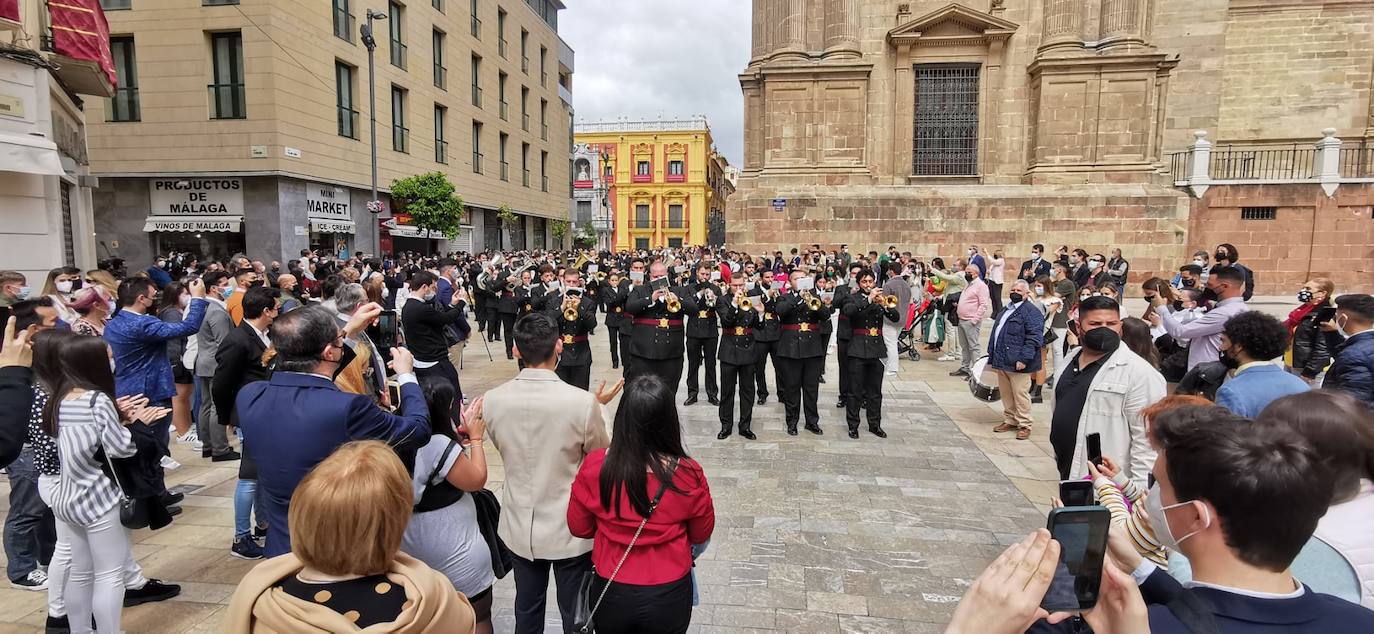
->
xmin=574 ymin=117 xmax=719 ymax=250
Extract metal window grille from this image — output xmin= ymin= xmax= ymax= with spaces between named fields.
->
xmin=1240 ymin=207 xmax=1276 ymax=221
xmin=914 ymin=64 xmax=979 ymax=176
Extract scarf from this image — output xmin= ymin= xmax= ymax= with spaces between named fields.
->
xmin=1284 ymin=302 xmax=1318 ymax=335
xmin=224 ymin=552 xmax=475 ymax=633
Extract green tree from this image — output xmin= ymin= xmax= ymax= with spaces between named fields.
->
xmin=573 ymin=224 xmax=597 ymax=249
xmin=550 ymin=219 xmax=569 ymax=248
xmin=390 ymin=172 xmax=465 ymax=238
xmin=496 ymin=204 xmax=517 ymax=224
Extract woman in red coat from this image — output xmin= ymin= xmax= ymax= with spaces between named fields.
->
xmin=567 ymin=375 xmax=715 ymax=634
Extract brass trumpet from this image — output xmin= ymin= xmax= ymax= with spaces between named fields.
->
xmin=739 ymin=296 xmax=752 ymax=311
xmin=563 ymin=303 xmax=579 ymax=321
xmin=666 ymin=293 xmax=682 ymax=313
xmin=806 ymin=294 xmax=822 ymax=311
xmin=883 ymin=294 xmax=899 ymax=308
xmin=595 ymin=271 xmax=607 ymax=282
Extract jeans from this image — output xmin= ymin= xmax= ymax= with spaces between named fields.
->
xmin=233 ymin=430 xmax=267 ymax=539
xmin=55 ymin=507 xmax=131 ymax=634
xmin=38 ymin=475 xmax=147 ymax=619
xmin=957 ymin=320 xmax=982 ymax=373
xmin=510 ymin=552 xmax=592 ymax=634
xmin=4 ymin=447 xmax=56 ymax=581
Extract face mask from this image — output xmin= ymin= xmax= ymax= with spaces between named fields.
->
xmin=1193 ymin=258 xmax=1205 ymax=267
xmin=1214 ymin=252 xmax=1228 ymax=262
xmin=1033 ymin=286 xmax=1044 ymax=296
xmin=110 ymin=358 xmax=117 ymax=372
xmin=964 ymin=273 xmax=974 ymax=282
xmin=1008 ymin=292 xmax=1025 ymax=304
xmin=425 ymin=291 xmax=437 ymax=301
xmin=1171 ymin=300 xmax=1185 ymax=312
xmin=179 ymin=295 xmax=190 ymax=309
xmin=15 ymin=286 xmax=30 ymax=300
xmin=1199 ymin=288 xmax=1218 ymax=303
xmin=1143 ymin=483 xmax=1210 ymax=552
xmin=1336 ymin=314 xmax=1351 ymax=338
xmin=107 ymin=299 xmax=118 ymax=313
xmin=220 ymin=286 xmax=234 ymax=300
xmin=1219 ymin=348 xmax=1240 ymax=370
xmin=1297 ymin=289 xmax=1313 ymax=303
xmin=54 ymin=280 xmax=75 ymax=294
xmin=249 ymin=280 xmax=265 ymax=288
xmin=1088 ymin=260 xmax=1101 ymax=270
xmin=1031 ymin=253 xmax=1041 ymax=260
xmin=1081 ymin=326 xmax=1121 ymax=354
xmin=1181 ymin=278 xmax=1196 ymax=288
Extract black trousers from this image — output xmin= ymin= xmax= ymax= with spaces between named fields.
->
xmin=752 ymin=340 xmax=782 ymax=397
xmin=127 ymin=402 xmax=174 ymax=495
xmin=836 ymin=337 xmax=852 ymax=400
xmin=630 ymin=355 xmax=683 ymax=394
xmin=685 ymin=335 xmax=718 ymax=398
xmin=487 ymin=307 xmax=503 ymax=341
xmin=607 ymin=326 xmax=622 ymax=367
xmin=618 ymin=331 xmax=632 ymax=376
xmin=472 ymin=296 xmax=486 ymax=331
xmin=588 ymin=572 xmax=692 ymax=634
xmin=555 ymin=362 xmax=591 ymax=391
xmin=779 ymin=356 xmax=823 ymax=429
xmin=845 ymin=356 xmax=885 ymax=431
xmin=498 ymin=312 xmax=517 ymax=356
xmin=511 ymin=552 xmax=592 ymax=634
xmin=719 ymin=361 xmax=755 ymax=432
xmin=988 ymin=281 xmax=1004 ymax=317
xmin=414 ymin=357 xmax=463 ymax=402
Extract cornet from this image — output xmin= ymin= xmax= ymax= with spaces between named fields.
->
xmin=563 ymin=302 xmax=579 ymax=322
xmin=806 ymin=293 xmax=822 ymax=311
xmin=883 ymin=294 xmax=899 ymax=308
xmin=739 ymin=296 xmax=752 ymax=311
xmin=666 ymin=293 xmax=682 ymax=313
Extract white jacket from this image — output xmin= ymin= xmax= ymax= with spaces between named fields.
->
xmin=1053 ymin=345 xmax=1165 ymax=489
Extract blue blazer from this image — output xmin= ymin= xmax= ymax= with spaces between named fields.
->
xmin=987 ymin=301 xmax=1044 ymax=372
xmin=237 ymin=372 xmax=430 ymax=557
xmin=1140 ymin=567 xmax=1374 ymax=633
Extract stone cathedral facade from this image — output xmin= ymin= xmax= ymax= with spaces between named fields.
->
xmin=729 ymin=0 xmax=1374 ymax=292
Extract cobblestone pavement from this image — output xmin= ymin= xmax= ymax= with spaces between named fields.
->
xmin=0 ymin=308 xmax=1108 ymax=633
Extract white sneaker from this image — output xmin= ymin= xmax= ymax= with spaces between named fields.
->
xmin=937 ymin=354 xmax=957 ymax=362
xmin=176 ymin=429 xmax=199 ymax=445
xmin=10 ymin=569 xmax=47 ymax=591
xmin=160 ymin=455 xmax=182 ymax=471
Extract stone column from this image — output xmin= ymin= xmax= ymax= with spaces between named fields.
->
xmin=750 ymin=0 xmax=769 ymax=64
xmin=1039 ymin=0 xmax=1083 ymax=53
xmin=1099 ymin=0 xmax=1144 ymax=46
xmin=771 ymin=0 xmax=808 ymax=61
xmin=823 ymin=0 xmax=860 ymax=60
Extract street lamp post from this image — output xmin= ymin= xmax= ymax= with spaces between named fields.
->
xmin=361 ymin=9 xmax=388 ymax=256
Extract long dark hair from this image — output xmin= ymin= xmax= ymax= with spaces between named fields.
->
xmin=38 ymin=333 xmax=118 ymax=437
xmin=1121 ymin=317 xmax=1160 ymax=368
xmin=599 ymin=375 xmax=688 ymax=519
xmin=157 ymin=281 xmax=187 ymax=315
xmin=419 ymin=375 xmax=461 ymax=442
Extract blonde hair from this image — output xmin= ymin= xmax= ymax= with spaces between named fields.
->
xmin=287 ymin=441 xmax=412 ymax=576
xmin=1309 ymin=277 xmax=1336 ymax=304
xmin=85 ymin=270 xmax=120 ymax=296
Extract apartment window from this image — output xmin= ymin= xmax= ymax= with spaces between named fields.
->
xmin=914 ymin=63 xmax=979 ymax=176
xmin=209 ymin=32 xmax=246 ymax=119
xmin=332 ymin=0 xmax=354 ymax=42
xmin=432 ymin=0 xmax=442 ymax=11
xmin=498 ymin=72 xmax=508 ymax=120
xmin=391 ymin=85 xmax=408 ymax=152
xmin=668 ymin=204 xmax=684 ymax=228
xmin=539 ymin=45 xmax=546 ymax=86
xmin=635 ymin=237 xmax=650 ymax=250
xmin=101 ymin=0 xmax=131 ymax=10
xmin=520 ymin=29 xmax=529 ymax=73
xmin=497 ymin=8 xmax=507 ymax=57
xmin=668 ymin=237 xmax=683 ymax=249
xmin=540 ymin=151 xmax=548 ymax=191
xmin=521 ymin=142 xmax=530 ymax=186
xmin=1241 ymin=207 xmax=1277 ymax=221
xmin=471 ymin=120 xmax=484 ymax=173
xmin=388 ymin=1 xmax=406 ymax=69
xmin=434 ymin=105 xmax=447 ymax=163
xmin=108 ymin=37 xmax=139 ymax=122
xmin=636 ymin=161 xmax=650 ymax=176
xmin=335 ymin=61 xmax=358 ymax=138
xmin=634 ymin=204 xmax=650 ymax=228
xmin=520 ymin=86 xmax=529 ymax=131
xmin=499 ymin=132 xmax=509 ymax=180
xmin=469 ymin=0 xmax=481 ymax=37
xmin=668 ymin=160 xmax=684 ymax=177
xmin=428 ymin=30 xmax=445 ymax=88
xmin=539 ymin=98 xmax=547 ymax=140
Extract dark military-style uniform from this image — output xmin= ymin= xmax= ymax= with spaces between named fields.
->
xmin=748 ymin=285 xmax=783 ymax=405
xmin=601 ymin=279 xmax=631 ymax=370
xmin=716 ymin=298 xmax=761 ymax=439
xmin=528 ymin=281 xmax=561 ymax=313
xmin=486 ymin=269 xmax=520 ymax=358
xmin=774 ymin=289 xmax=834 ymax=435
xmin=544 ymin=292 xmax=598 ymax=390
xmin=684 ymin=281 xmax=722 ymax=404
xmin=842 ymin=291 xmax=900 ymax=438
xmin=624 ymin=280 xmax=699 ymax=393
xmin=832 ymin=283 xmax=856 ymax=408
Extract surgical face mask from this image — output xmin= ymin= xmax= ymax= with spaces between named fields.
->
xmin=1088 ymin=260 xmax=1101 ymax=270
xmin=220 ymin=286 xmax=234 ymax=300
xmin=14 ymin=286 xmax=31 ymax=300
xmin=1143 ymin=483 xmax=1210 ymax=552
xmin=56 ymin=280 xmax=74 ymax=294
xmin=1033 ymin=286 xmax=1044 ymax=296
xmin=1192 ymin=258 xmax=1205 ymax=267
xmin=1297 ymin=289 xmax=1313 ymax=303
xmin=1031 ymin=252 xmax=1041 ymax=260
xmin=1336 ymin=313 xmax=1351 ymax=338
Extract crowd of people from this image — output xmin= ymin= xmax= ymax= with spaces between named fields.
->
xmin=0 ymin=238 xmax=1368 ymax=633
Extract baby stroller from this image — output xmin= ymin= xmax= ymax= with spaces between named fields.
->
xmin=895 ymin=297 xmax=927 ymax=361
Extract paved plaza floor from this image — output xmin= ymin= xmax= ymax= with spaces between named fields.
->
xmin=0 ymin=312 xmax=1096 ymax=633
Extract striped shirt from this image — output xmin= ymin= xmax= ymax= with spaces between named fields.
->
xmin=49 ymin=392 xmax=136 ymax=527
xmin=1093 ymin=473 xmax=1169 ymax=567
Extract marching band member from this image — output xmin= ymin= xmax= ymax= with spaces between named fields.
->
xmin=717 ymin=277 xmax=762 ymax=440
xmin=544 ymin=269 xmax=597 ymax=390
xmin=832 ymin=262 xmax=865 ymax=410
xmin=624 ymin=261 xmax=699 ymax=394
xmin=600 ymin=269 xmax=629 ymax=370
xmin=684 ymin=264 xmax=723 ymax=406
xmin=748 ymin=270 xmax=783 ymax=405
xmin=774 ymin=269 xmax=834 ymax=436
xmin=841 ymin=269 xmax=899 ymax=439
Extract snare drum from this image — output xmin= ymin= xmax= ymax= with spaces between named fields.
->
xmin=968 ymin=355 xmax=1001 ymax=402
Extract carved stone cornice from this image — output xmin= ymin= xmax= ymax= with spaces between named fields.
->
xmin=886 ymin=3 xmax=1019 ymax=48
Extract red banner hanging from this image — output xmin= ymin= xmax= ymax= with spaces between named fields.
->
xmin=45 ymin=0 xmax=116 ymax=87
xmin=0 ymin=0 xmax=20 ymax=24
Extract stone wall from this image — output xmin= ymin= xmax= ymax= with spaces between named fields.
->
xmin=727 ymin=183 xmax=1191 ymax=285
xmin=1186 ymin=183 xmax=1374 ymax=295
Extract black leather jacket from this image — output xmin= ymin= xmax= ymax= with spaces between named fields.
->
xmin=1290 ymin=309 xmax=1340 ymax=379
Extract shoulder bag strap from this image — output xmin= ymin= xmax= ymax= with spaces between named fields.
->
xmin=413 ymin=440 xmax=460 ymax=511
xmin=585 ymin=458 xmax=679 ymax=623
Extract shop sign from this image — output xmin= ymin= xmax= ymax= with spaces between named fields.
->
xmin=142 ymin=216 xmax=241 ymax=232
xmin=149 ymin=178 xmax=243 ymax=215
xmin=306 ymin=183 xmax=351 ymax=219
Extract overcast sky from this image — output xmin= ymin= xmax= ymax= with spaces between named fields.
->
xmin=560 ymin=1 xmax=751 ymax=166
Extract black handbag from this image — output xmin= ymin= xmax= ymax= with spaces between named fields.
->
xmin=472 ymin=488 xmax=513 ymax=579
xmin=93 ymin=447 xmax=149 ymax=530
xmin=573 ymin=460 xmax=678 ymax=634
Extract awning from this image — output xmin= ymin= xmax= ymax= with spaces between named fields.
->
xmin=310 ymin=218 xmax=356 ymax=234
xmin=387 ymin=224 xmax=442 ymax=239
xmin=0 ymin=132 xmax=65 ymax=176
xmin=143 ymin=215 xmax=243 ymax=233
